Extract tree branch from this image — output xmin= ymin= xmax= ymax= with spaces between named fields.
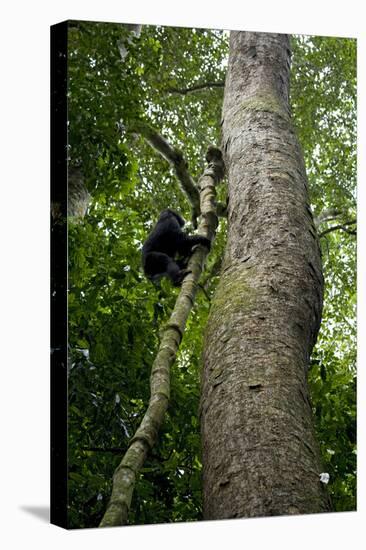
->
xmin=314 ymin=208 xmax=342 ymax=228
xmin=319 ymin=219 xmax=357 ymax=238
xmin=82 ymin=447 xmax=125 ymax=454
xmin=132 ymin=121 xmax=201 ymax=225
xmin=166 ymin=81 xmax=225 ymax=95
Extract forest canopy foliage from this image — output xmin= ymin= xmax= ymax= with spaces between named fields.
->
xmin=66 ymin=22 xmax=356 ymax=527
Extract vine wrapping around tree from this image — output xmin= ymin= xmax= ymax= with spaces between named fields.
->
xmin=99 ymin=147 xmax=225 ymax=527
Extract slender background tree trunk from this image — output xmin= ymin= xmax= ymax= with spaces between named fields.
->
xmin=200 ymin=32 xmax=331 ymax=519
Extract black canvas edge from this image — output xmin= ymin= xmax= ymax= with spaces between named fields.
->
xmin=50 ymin=20 xmax=68 ymax=529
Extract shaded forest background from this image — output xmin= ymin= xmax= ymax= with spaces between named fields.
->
xmin=66 ymin=23 xmax=356 ymax=527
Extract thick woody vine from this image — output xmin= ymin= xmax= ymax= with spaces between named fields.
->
xmin=99 ymin=142 xmax=225 ymax=527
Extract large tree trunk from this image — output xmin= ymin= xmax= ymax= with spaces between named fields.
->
xmin=200 ymin=31 xmax=331 ymax=519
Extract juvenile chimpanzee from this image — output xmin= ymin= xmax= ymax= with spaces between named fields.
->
xmin=142 ymin=209 xmax=211 ymax=286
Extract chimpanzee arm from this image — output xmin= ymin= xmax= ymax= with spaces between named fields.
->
xmin=177 ymin=234 xmax=211 ymax=257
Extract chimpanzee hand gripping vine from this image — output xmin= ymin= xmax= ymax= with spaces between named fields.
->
xmin=142 ymin=209 xmax=211 ymax=286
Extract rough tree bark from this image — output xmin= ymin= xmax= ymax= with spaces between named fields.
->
xmin=51 ymin=167 xmax=90 ymax=221
xmin=200 ymin=32 xmax=331 ymax=519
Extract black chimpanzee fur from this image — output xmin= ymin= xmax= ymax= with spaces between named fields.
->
xmin=142 ymin=209 xmax=211 ymax=286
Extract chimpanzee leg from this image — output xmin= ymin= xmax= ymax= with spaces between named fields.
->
xmin=166 ymin=258 xmax=188 ymax=286
xmin=143 ymin=251 xmax=186 ymax=286
xmin=143 ymin=251 xmax=169 ymax=278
